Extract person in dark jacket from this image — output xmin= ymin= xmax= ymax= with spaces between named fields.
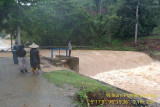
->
xmin=29 ymin=43 xmax=40 ymax=74
xmin=16 ymin=44 xmax=28 ymax=72
xmin=12 ymin=41 xmax=19 ymax=64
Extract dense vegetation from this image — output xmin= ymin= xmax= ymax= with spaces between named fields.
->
xmin=0 ymin=0 xmax=160 ymax=47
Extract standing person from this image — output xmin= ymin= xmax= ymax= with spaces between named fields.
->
xmin=29 ymin=43 xmax=40 ymax=74
xmin=12 ymin=41 xmax=19 ymax=64
xmin=68 ymin=41 xmax=72 ymax=57
xmin=16 ymin=44 xmax=28 ymax=72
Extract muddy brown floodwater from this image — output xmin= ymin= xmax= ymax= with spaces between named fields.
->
xmin=40 ymin=49 xmax=160 ymax=103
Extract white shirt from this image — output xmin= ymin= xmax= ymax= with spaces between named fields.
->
xmin=68 ymin=43 xmax=72 ymax=50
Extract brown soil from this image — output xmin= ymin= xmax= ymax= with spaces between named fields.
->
xmin=76 ymin=90 xmax=136 ymax=107
xmin=0 ymin=52 xmax=12 ymax=58
xmin=124 ymin=38 xmax=160 ymax=52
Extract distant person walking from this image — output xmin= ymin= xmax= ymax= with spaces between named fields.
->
xmin=29 ymin=43 xmax=40 ymax=74
xmin=68 ymin=41 xmax=72 ymax=57
xmin=12 ymin=41 xmax=19 ymax=64
xmin=16 ymin=44 xmax=28 ymax=72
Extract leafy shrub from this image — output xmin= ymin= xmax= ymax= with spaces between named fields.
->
xmin=152 ymin=26 xmax=160 ymax=36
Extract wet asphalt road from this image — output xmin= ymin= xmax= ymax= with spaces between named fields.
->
xmin=0 ymin=58 xmax=77 ymax=107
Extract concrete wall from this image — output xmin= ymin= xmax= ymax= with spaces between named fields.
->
xmin=43 ymin=56 xmax=79 ymax=72
xmin=65 ymin=57 xmax=79 ymax=73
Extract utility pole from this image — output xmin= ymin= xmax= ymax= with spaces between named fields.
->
xmin=135 ymin=0 xmax=140 ymax=45
xmin=17 ymin=0 xmax=21 ymax=45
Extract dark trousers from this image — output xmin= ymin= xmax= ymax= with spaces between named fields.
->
xmin=69 ymin=50 xmax=71 ymax=57
xmin=12 ymin=52 xmax=18 ymax=64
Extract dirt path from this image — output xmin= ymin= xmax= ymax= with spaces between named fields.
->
xmin=0 ymin=58 xmax=77 ymax=107
xmin=0 ymin=52 xmax=12 ymax=58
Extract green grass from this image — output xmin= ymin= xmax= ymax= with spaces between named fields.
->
xmin=153 ymin=51 xmax=160 ymax=55
xmin=26 ymin=53 xmax=30 ymax=58
xmin=44 ymin=70 xmax=112 ymax=92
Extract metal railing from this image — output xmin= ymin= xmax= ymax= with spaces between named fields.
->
xmin=39 ymin=46 xmax=92 ymax=49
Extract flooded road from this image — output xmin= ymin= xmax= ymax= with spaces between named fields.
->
xmin=0 ymin=58 xmax=77 ymax=107
xmin=0 ymin=36 xmax=11 ymax=51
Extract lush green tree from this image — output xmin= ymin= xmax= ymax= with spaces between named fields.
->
xmin=0 ymin=0 xmax=16 ymax=30
xmin=116 ymin=0 xmax=159 ymax=38
xmin=0 ymin=0 xmax=159 ymax=47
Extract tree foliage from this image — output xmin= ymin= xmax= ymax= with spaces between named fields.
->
xmin=0 ymin=0 xmax=160 ymax=46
